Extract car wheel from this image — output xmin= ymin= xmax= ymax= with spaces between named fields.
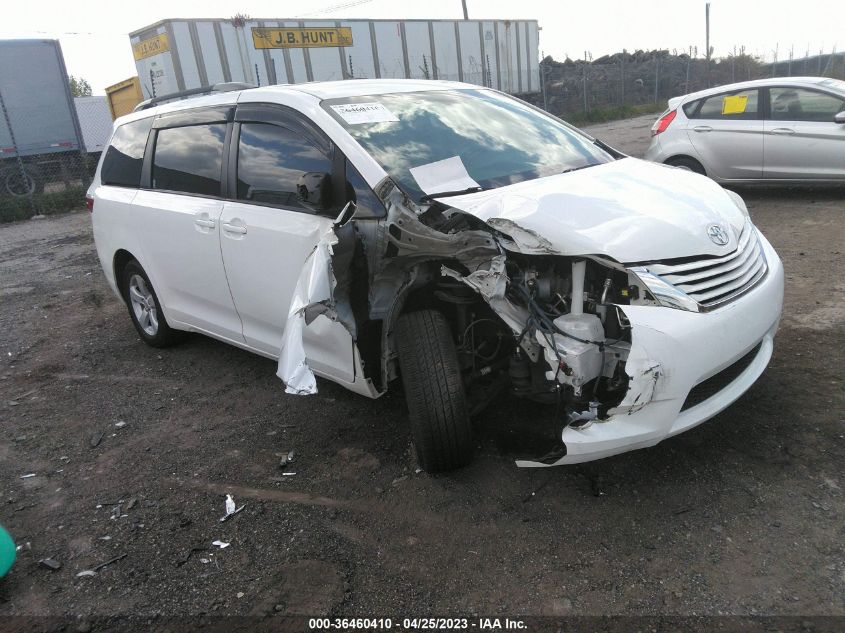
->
xmin=121 ymin=260 xmax=184 ymax=348
xmin=666 ymin=156 xmax=706 ymax=176
xmin=395 ymin=310 xmax=474 ymax=472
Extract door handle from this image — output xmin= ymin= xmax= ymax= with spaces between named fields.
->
xmin=769 ymin=127 xmax=795 ymax=135
xmin=693 ymin=125 xmax=713 ymax=133
xmin=194 ymin=218 xmax=215 ymax=228
xmin=222 ymin=222 xmax=247 ymax=235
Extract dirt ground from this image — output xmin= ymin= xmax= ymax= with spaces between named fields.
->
xmin=1 ymin=115 xmax=843 ymax=628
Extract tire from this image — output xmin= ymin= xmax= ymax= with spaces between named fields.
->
xmin=665 ymin=156 xmax=706 ymax=176
xmin=395 ymin=310 xmax=474 ymax=472
xmin=120 ymin=260 xmax=184 ymax=348
xmin=2 ymin=164 xmax=44 ymax=197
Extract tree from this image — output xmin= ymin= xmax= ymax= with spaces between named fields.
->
xmin=69 ymin=75 xmax=92 ymax=97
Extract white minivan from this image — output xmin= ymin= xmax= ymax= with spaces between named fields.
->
xmin=89 ymin=79 xmax=784 ymax=471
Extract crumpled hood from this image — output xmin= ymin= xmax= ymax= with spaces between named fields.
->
xmin=445 ymin=157 xmax=747 ymax=263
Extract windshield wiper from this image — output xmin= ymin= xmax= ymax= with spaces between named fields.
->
xmin=419 ymin=186 xmax=484 ymax=203
xmin=594 ymin=138 xmax=625 ymax=158
xmin=561 ymin=163 xmax=600 ymax=174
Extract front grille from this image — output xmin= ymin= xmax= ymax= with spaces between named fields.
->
xmin=646 ymin=222 xmax=767 ymax=309
xmin=680 ymin=342 xmax=762 ymax=411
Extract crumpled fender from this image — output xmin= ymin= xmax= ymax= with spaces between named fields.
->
xmin=277 ymin=226 xmax=338 ymax=395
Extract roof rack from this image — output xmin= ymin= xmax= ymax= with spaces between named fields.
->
xmin=134 ymin=82 xmax=255 ymax=112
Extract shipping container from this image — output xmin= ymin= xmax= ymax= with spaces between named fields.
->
xmin=0 ymin=39 xmax=83 ymax=158
xmin=128 ymin=18 xmax=540 ymax=98
xmin=74 ymin=96 xmax=113 ymax=153
xmin=0 ymin=39 xmax=88 ymax=196
xmin=105 ymin=76 xmax=144 ymax=119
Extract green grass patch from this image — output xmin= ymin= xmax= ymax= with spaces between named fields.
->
xmin=562 ymin=102 xmax=665 ymax=126
xmin=0 ymin=187 xmax=86 ymax=223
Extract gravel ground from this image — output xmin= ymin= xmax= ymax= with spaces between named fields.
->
xmin=1 ymin=115 xmax=843 ymax=627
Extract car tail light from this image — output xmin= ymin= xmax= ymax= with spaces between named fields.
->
xmin=652 ymin=110 xmax=677 ymax=136
xmin=85 ymin=194 xmax=94 ymax=212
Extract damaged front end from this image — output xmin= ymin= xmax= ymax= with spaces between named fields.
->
xmin=278 ymin=178 xmax=669 ymax=466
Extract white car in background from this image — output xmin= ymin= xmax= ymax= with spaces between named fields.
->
xmin=645 ymin=77 xmax=845 ymax=183
xmin=88 ymin=79 xmax=784 ymax=472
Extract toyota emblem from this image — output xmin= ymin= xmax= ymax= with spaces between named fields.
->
xmin=707 ymin=224 xmax=730 ymax=246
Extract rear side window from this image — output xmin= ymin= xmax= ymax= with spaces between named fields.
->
xmin=101 ymin=118 xmax=153 ymax=188
xmin=770 ymin=87 xmax=845 ymax=122
xmin=152 ymin=124 xmax=226 ymax=196
xmin=236 ymin=123 xmax=333 ymax=209
xmin=689 ymin=89 xmax=759 ymax=120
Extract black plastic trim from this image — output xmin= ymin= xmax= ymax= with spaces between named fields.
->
xmin=152 ymin=106 xmax=235 ymax=130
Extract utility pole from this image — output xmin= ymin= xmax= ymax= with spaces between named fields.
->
xmin=461 ymin=0 xmax=468 ymax=20
xmin=705 ymin=2 xmax=711 ymax=87
xmin=540 ymin=51 xmax=548 ymax=111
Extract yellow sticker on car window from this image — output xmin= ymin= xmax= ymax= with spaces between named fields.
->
xmin=722 ymin=95 xmax=748 ymax=115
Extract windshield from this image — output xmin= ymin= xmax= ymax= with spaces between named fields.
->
xmin=322 ymin=89 xmax=613 ymax=202
xmin=820 ymin=78 xmax=845 ymax=96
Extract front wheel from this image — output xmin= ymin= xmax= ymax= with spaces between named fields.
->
xmin=395 ymin=310 xmax=474 ymax=472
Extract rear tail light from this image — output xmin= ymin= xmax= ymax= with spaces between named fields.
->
xmin=652 ymin=109 xmax=677 ymax=136
xmin=85 ymin=194 xmax=94 ymax=212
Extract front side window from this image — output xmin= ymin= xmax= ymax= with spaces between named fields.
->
xmin=101 ymin=117 xmax=153 ymax=188
xmin=770 ymin=87 xmax=845 ymax=122
xmin=691 ymin=89 xmax=759 ymax=121
xmin=322 ymin=89 xmax=613 ymax=203
xmin=152 ymin=124 xmax=226 ymax=196
xmin=345 ymin=159 xmax=385 ymax=218
xmin=236 ymin=122 xmax=333 ymax=209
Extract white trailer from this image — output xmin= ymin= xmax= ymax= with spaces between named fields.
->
xmin=129 ymin=18 xmax=540 ymax=99
xmin=74 ymin=96 xmax=113 ymax=155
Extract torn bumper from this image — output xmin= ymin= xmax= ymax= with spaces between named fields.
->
xmin=517 ymin=232 xmax=784 ymax=467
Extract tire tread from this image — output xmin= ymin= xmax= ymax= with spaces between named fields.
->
xmin=395 ymin=310 xmax=473 ymax=472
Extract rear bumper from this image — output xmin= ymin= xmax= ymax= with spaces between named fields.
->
xmin=517 ymin=229 xmax=784 ymax=466
xmin=643 ymin=136 xmax=664 ymax=163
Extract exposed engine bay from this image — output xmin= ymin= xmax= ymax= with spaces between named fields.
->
xmin=278 ymin=178 xmax=664 ymax=458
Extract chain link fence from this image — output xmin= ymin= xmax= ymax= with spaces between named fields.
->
xmin=0 ymin=88 xmax=96 ymax=224
xmin=527 ymin=49 xmax=845 ymax=122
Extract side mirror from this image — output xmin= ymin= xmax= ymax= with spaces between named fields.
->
xmin=333 ymin=200 xmax=357 ymax=229
xmin=296 ymin=172 xmax=332 ymax=212
xmin=834 ymin=111 xmax=845 ymax=124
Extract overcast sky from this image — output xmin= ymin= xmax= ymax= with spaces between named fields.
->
xmin=1 ymin=0 xmax=839 ymax=94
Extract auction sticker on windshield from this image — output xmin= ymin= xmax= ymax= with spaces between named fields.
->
xmin=330 ymin=103 xmax=399 ymax=125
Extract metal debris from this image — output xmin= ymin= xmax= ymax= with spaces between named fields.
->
xmin=19 ymin=474 xmax=36 ymax=479
xmin=211 ymin=540 xmax=230 ymax=549
xmin=91 ymin=553 xmax=127 ymax=572
xmin=39 ymin=558 xmax=61 ymax=570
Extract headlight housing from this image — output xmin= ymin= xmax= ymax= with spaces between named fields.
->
xmin=628 ymin=267 xmax=700 ymax=312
